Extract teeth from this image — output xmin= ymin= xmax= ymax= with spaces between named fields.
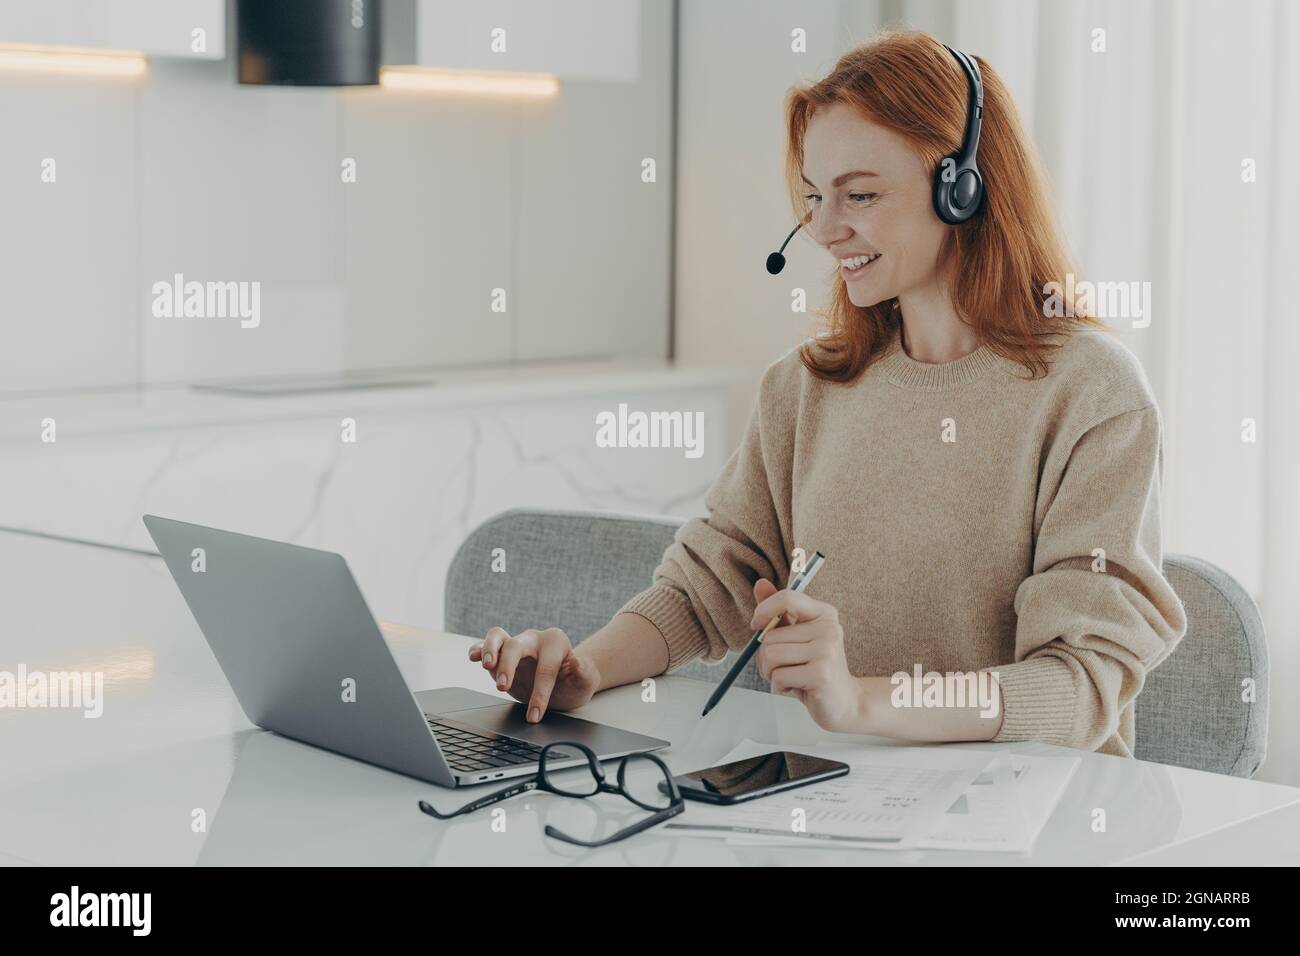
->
xmin=839 ymin=254 xmax=880 ymax=269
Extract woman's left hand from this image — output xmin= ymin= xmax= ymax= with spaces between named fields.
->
xmin=750 ymin=578 xmax=866 ymax=733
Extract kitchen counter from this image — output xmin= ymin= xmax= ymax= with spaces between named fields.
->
xmin=0 ymin=357 xmax=743 ymax=629
xmin=0 ymin=358 xmax=746 ymax=442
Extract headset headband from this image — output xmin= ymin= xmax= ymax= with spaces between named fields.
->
xmin=945 ymin=45 xmax=983 ymax=167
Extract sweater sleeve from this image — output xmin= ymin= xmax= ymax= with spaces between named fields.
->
xmin=990 ymin=403 xmax=1188 ymax=750
xmin=617 ymin=360 xmax=796 ymax=671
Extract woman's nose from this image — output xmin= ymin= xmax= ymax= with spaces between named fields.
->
xmin=808 ymin=206 xmax=850 ymax=249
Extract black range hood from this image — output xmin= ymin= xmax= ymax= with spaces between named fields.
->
xmin=238 ymin=0 xmax=381 ymax=86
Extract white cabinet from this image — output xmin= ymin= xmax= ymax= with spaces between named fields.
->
xmin=0 ymin=0 xmax=225 ymax=59
xmin=385 ymin=0 xmax=642 ymax=82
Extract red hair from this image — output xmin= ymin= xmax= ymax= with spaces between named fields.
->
xmin=785 ymin=31 xmax=1107 ymax=383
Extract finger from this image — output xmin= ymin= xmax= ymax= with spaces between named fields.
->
xmin=754 ymin=620 xmax=820 ymax=646
xmin=560 ymin=652 xmax=596 ymax=689
xmin=468 ymin=643 xmax=483 ymax=662
xmin=756 ymin=641 xmax=815 ymax=681
xmin=768 ymin=662 xmax=817 ymax=693
xmin=750 ymin=589 xmax=834 ymax=630
xmin=751 ymin=578 xmax=798 ymax=627
xmin=495 ymin=630 xmax=538 ymax=691
xmin=750 ymin=589 xmax=828 ymax=628
xmin=556 ymin=645 xmax=582 ymax=673
xmin=769 ymin=668 xmax=806 ymax=701
xmin=481 ymin=627 xmax=509 ymax=668
xmin=527 ymin=631 xmax=570 ymax=722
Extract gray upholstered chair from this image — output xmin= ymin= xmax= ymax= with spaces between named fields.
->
xmin=445 ymin=507 xmax=1269 ymax=778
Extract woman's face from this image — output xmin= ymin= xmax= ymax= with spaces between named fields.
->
xmin=800 ymin=102 xmax=950 ymax=308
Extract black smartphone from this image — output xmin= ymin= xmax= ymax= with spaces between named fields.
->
xmin=660 ymin=751 xmax=850 ymax=805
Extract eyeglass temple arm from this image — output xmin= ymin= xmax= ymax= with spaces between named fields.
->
xmin=544 ymin=801 xmax=685 ymax=848
xmin=419 ymin=778 xmax=540 ymax=820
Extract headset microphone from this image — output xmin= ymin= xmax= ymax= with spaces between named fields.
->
xmin=765 ymin=220 xmax=804 ymax=275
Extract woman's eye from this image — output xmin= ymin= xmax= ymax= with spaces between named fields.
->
xmin=801 ymin=191 xmax=873 ymax=205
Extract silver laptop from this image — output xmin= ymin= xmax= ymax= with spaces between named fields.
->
xmin=143 ymin=515 xmax=669 ymax=788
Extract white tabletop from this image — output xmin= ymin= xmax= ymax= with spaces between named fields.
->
xmin=2 ymin=530 xmax=1297 ymax=866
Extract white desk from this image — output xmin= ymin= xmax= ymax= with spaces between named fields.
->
xmin=2 ymin=530 xmax=1298 ymax=866
xmin=1118 ymin=801 xmax=1300 ymax=866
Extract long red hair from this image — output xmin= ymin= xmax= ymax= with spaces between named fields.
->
xmin=785 ymin=31 xmax=1107 ymax=383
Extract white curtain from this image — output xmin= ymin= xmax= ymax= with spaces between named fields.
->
xmin=844 ymin=0 xmax=1300 ymax=782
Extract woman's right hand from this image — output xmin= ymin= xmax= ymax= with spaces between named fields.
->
xmin=469 ymin=627 xmax=601 ymax=722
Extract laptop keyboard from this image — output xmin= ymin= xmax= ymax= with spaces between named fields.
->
xmin=425 ymin=715 xmax=571 ymax=773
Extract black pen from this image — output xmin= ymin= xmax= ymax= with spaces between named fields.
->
xmin=700 ymin=551 xmax=826 ymax=717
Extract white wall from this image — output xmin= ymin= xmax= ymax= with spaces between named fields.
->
xmin=674 ymin=0 xmax=860 ymax=447
xmin=0 ymin=0 xmax=673 ymax=393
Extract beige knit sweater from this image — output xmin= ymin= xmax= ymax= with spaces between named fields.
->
xmin=619 ymin=324 xmax=1188 ymax=756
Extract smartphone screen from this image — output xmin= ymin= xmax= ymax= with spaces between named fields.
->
xmin=668 ymin=751 xmax=849 ymax=803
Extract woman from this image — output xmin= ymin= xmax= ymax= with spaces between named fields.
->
xmin=470 ymin=31 xmax=1187 ymax=756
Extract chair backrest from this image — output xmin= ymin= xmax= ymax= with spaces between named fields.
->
xmin=1136 ymin=555 xmax=1268 ymax=777
xmin=445 ymin=508 xmax=1269 ymax=777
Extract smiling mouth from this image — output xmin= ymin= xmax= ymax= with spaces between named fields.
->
xmin=839 ymin=253 xmax=882 ymax=277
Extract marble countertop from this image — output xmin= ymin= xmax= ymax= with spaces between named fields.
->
xmin=0 ymin=357 xmax=747 ymax=441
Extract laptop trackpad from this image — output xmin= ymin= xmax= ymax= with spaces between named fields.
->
xmin=443 ymin=703 xmax=612 ymax=749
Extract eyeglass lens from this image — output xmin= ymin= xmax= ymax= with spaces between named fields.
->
xmin=617 ymin=753 xmax=677 ymax=811
xmin=539 ymin=744 xmax=602 ymax=797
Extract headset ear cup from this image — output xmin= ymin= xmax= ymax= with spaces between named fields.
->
xmin=933 ymin=169 xmax=951 ymax=224
xmin=933 ymin=162 xmax=984 ymax=224
xmin=953 ymin=168 xmax=982 ymax=212
xmin=932 ymin=161 xmax=960 ymax=224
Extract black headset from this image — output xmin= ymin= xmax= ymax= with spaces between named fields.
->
xmin=766 ymin=44 xmax=985 ymax=275
xmin=932 ymin=45 xmax=985 ymax=225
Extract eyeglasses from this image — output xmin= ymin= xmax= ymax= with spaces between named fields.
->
xmin=418 ymin=742 xmax=684 ymax=848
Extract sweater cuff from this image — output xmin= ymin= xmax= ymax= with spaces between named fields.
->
xmin=618 ymin=585 xmax=711 ymax=672
xmin=990 ymin=656 xmax=1079 ymax=745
